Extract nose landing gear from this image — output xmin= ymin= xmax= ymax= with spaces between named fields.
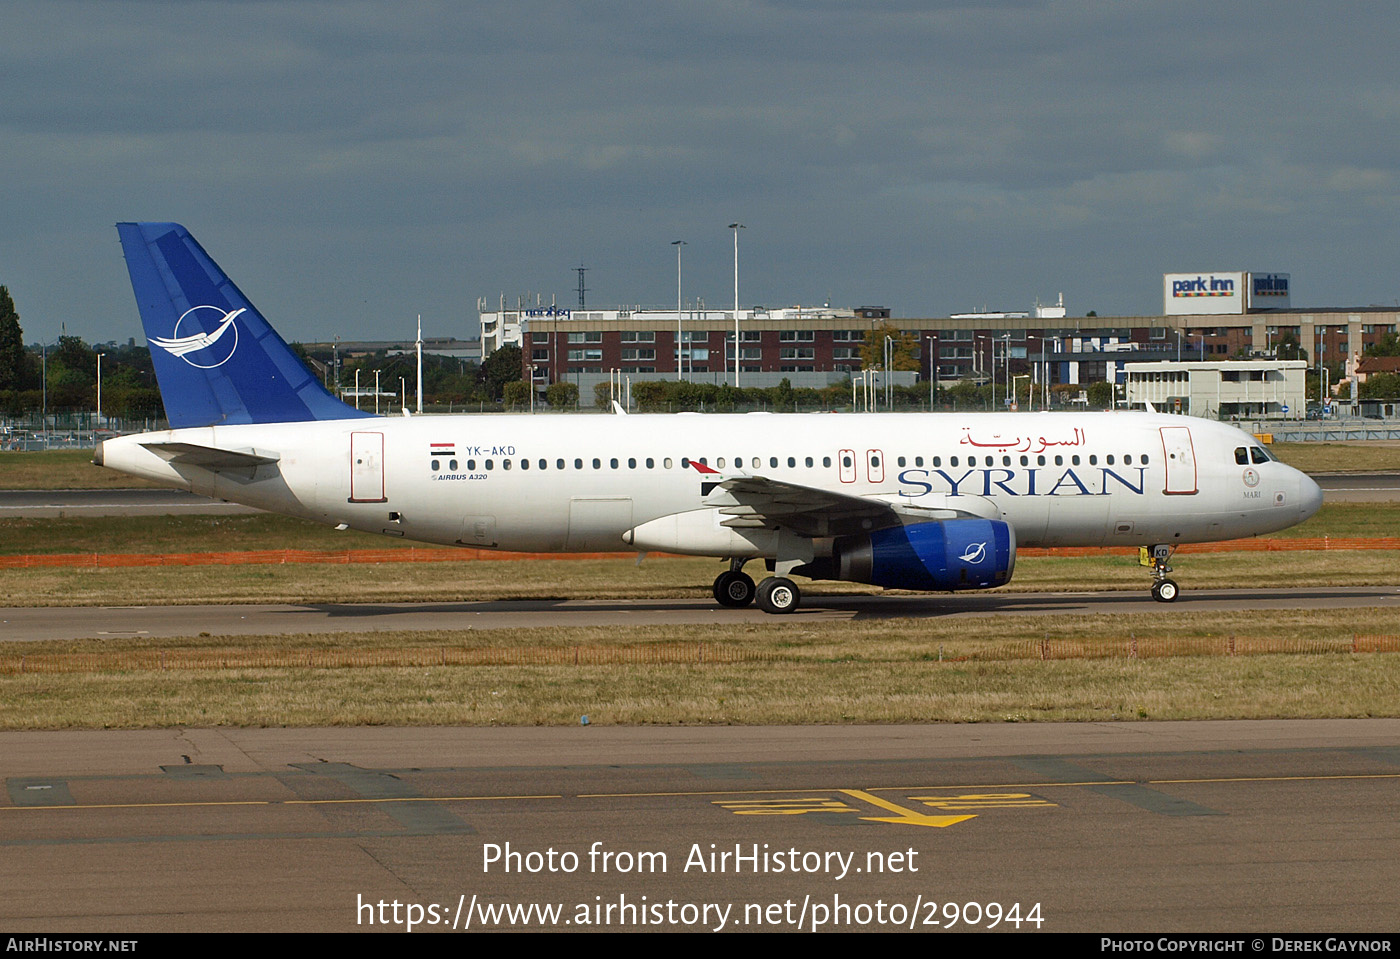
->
xmin=1145 ymin=544 xmax=1179 ymax=602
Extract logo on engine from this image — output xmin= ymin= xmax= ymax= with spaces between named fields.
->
xmin=959 ymin=542 xmax=988 ymax=564
xmin=149 ymin=306 xmax=243 ymax=369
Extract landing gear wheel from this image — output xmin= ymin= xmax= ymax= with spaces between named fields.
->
xmin=1151 ymin=578 xmax=1179 ymax=603
xmin=756 ymin=576 xmax=801 ymax=614
xmin=713 ymin=570 xmax=756 ymax=608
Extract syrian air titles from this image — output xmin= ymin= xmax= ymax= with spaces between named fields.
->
xmin=898 ymin=465 xmax=1148 ymax=498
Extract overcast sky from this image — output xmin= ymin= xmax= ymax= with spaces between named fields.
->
xmin=3 ymin=0 xmax=1398 ymax=345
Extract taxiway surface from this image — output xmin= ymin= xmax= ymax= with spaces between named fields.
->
xmin=2 ymin=721 xmax=1397 ymax=932
xmin=4 ymin=585 xmax=1400 ymax=641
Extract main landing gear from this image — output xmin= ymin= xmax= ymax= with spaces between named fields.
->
xmin=1147 ymin=544 xmax=1179 ymax=603
xmin=712 ymin=560 xmax=802 ymax=614
xmin=712 ymin=567 xmax=756 ymax=608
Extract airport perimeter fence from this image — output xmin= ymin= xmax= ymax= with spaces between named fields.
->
xmin=3 ymin=634 xmax=1398 ymax=675
xmin=3 ymin=536 xmax=1399 ymax=570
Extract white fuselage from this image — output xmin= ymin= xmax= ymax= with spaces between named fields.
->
xmin=98 ymin=410 xmax=1323 ymax=561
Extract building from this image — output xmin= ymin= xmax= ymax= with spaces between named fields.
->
xmin=479 ymin=273 xmax=1400 ymax=404
xmin=1125 ymin=359 xmax=1308 ymax=419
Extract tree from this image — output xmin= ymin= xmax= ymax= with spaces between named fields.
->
xmin=1087 ymin=380 xmax=1114 ymax=408
xmin=0 ymin=286 xmax=23 ymax=391
xmin=501 ymin=379 xmax=530 ymax=408
xmin=478 ymin=344 xmax=523 ymax=400
xmin=1275 ymin=330 xmax=1307 ymax=362
xmin=1360 ymin=372 xmax=1400 ymax=399
xmin=1365 ymin=331 xmax=1400 ymax=357
xmin=859 ymin=323 xmax=920 ymax=371
xmin=545 ymin=380 xmax=578 ymax=409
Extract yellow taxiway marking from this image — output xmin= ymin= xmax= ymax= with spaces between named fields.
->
xmin=910 ymin=793 xmax=1057 ymax=811
xmin=713 ymin=797 xmax=861 ymax=816
xmin=5 ymin=772 xmax=1397 ymax=814
xmin=839 ymin=789 xmax=975 ymax=828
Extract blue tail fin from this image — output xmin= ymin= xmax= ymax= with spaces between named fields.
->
xmin=116 ymin=222 xmax=371 ymax=427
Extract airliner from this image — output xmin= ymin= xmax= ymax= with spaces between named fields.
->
xmin=97 ymin=223 xmax=1324 ymax=613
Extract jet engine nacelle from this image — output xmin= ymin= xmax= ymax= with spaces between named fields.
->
xmin=834 ymin=518 xmax=1016 ymax=591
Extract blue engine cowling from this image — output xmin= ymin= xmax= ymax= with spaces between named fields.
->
xmin=834 ymin=518 xmax=1016 ymax=591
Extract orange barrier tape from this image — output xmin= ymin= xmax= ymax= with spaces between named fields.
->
xmin=0 ymin=537 xmax=1396 ymax=570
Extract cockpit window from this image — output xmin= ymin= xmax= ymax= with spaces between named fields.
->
xmin=1235 ymin=447 xmax=1248 ymax=465
xmin=1250 ymin=446 xmax=1273 ymax=464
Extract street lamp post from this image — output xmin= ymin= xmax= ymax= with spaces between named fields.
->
xmin=729 ymin=223 xmax=744 ymax=386
xmin=95 ymin=352 xmax=105 ymax=434
xmin=672 ymin=240 xmax=685 ymax=381
xmin=1002 ymin=333 xmax=1011 ymax=408
xmin=926 ymin=334 xmax=938 ymax=410
xmin=374 ymin=369 xmax=381 ymax=415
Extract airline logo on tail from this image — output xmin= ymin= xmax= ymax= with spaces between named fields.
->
xmin=149 ymin=306 xmax=243 ymax=368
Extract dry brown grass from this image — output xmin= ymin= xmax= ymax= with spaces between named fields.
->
xmin=1 ymin=608 xmax=1398 ymax=729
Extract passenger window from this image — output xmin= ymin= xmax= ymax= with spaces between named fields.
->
xmin=787 ymin=457 xmax=796 ymax=468
xmin=932 ymin=456 xmax=941 ymax=468
xmin=823 ymin=456 xmax=832 ymax=467
xmin=1072 ymin=455 xmax=1079 ymax=466
xmin=1054 ymin=455 xmax=1063 ymax=466
xmin=771 ymin=457 xmax=779 ymax=468
xmin=914 ymin=456 xmax=923 ymax=467
xmin=664 ymin=457 xmax=673 ymax=469
xmin=628 ymin=457 xmax=637 ymax=469
xmin=646 ymin=458 xmax=654 ymax=469
xmin=610 ymin=458 xmax=619 ymax=469
xmin=593 ymin=458 xmax=601 ymax=469
xmin=467 ymin=459 xmax=476 ymax=471
xmin=555 ymin=459 xmax=564 ymax=469
xmin=805 ymin=456 xmax=813 ymax=468
xmin=450 ymin=459 xmax=458 ymax=471
xmin=1124 ymin=455 xmax=1133 ymax=465
xmin=681 ymin=457 xmax=690 ymax=468
xmin=1107 ymin=455 xmax=1115 ymax=466
xmin=539 ymin=459 xmax=546 ymax=470
xmin=574 ymin=458 xmax=583 ymax=470
xmin=1020 ymin=455 xmax=1028 ymax=466
xmin=485 ymin=459 xmax=494 ymax=470
xmin=951 ymin=456 xmax=959 ymax=467
xmin=503 ymin=459 xmax=511 ymax=470
xmin=519 ymin=459 xmax=529 ymax=470
xmin=1002 ymin=455 xmax=1011 ymax=466
xmin=841 ymin=455 xmax=852 ymax=468
xmin=1235 ymin=447 xmax=1248 ymax=465
xmin=898 ymin=456 xmax=907 ymax=467
xmin=1037 ymin=455 xmax=1045 ymax=466
xmin=431 ymin=461 xmax=440 ymax=472
xmin=1089 ymin=455 xmax=1097 ymax=465
xmin=716 ymin=458 xmax=725 ymax=468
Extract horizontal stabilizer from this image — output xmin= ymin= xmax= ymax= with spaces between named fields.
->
xmin=140 ymin=442 xmax=281 ymax=470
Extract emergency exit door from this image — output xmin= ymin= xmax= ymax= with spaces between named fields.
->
xmin=349 ymin=431 xmax=387 ymax=502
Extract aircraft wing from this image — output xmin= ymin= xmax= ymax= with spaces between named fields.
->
xmin=701 ymin=474 xmax=977 ymax=539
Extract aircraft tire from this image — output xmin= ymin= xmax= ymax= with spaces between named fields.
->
xmin=757 ymin=576 xmax=801 ymax=614
xmin=1151 ymin=579 xmax=1179 ymax=603
xmin=713 ymin=571 xmax=756 ymax=608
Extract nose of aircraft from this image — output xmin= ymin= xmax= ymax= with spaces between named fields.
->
xmin=1298 ymin=471 xmax=1323 ymax=521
